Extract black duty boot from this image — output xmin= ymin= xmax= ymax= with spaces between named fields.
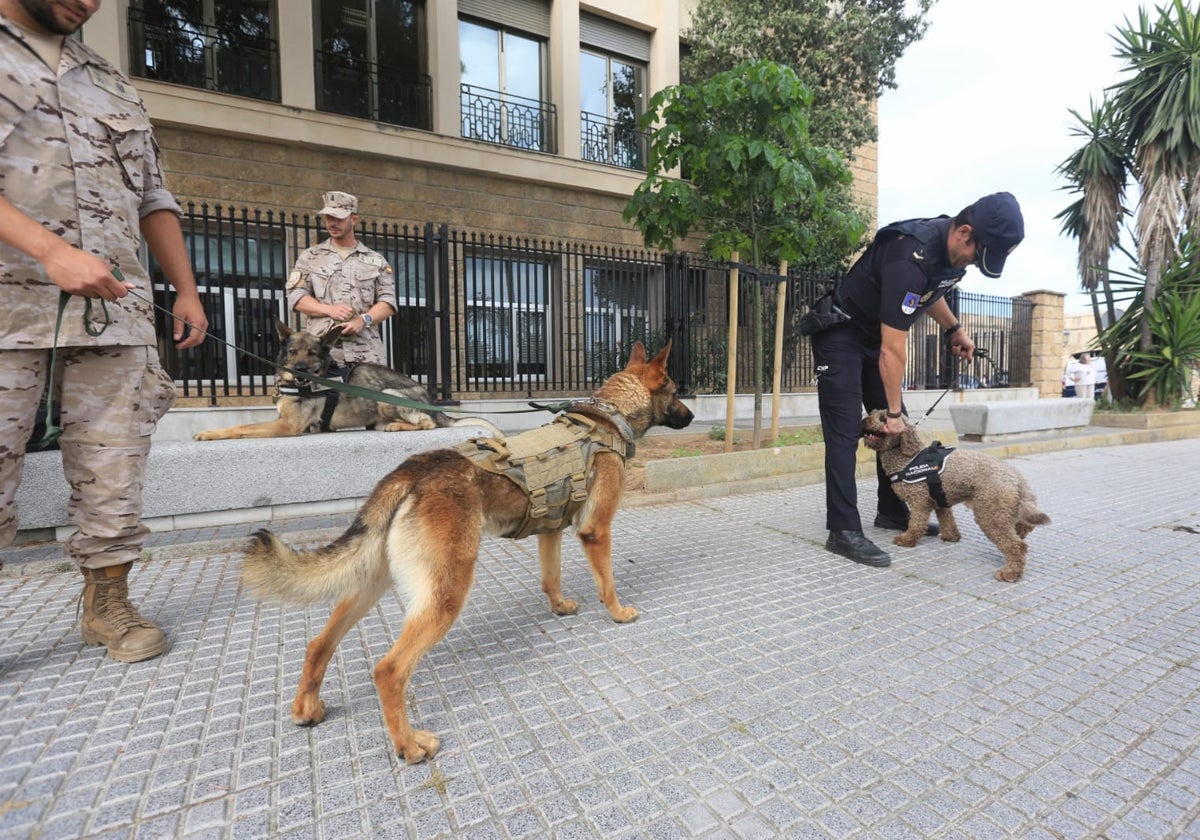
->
xmin=825 ymin=530 xmax=891 ymax=567
xmin=873 ymin=513 xmax=940 ymax=537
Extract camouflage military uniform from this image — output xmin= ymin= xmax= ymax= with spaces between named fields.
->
xmin=286 ymin=241 xmax=397 ymax=365
xmin=0 ymin=16 xmax=179 ymax=569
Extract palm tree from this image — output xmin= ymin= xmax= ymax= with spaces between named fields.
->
xmin=1054 ymin=96 xmax=1131 ymax=397
xmin=1055 ymin=97 xmax=1129 ymax=319
xmin=1108 ymin=0 xmax=1200 ymax=357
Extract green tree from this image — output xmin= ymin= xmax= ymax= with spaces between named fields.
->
xmin=1109 ymin=0 xmax=1200 ymax=359
xmin=1054 ymin=95 xmax=1132 ymax=399
xmin=623 ymin=60 xmax=864 ymax=442
xmin=682 ymin=0 xmax=934 ymax=157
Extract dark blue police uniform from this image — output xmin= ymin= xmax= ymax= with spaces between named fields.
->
xmin=811 ymin=216 xmax=967 ymax=532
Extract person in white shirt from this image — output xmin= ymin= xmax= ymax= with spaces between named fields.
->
xmin=1073 ymin=352 xmax=1097 ymax=401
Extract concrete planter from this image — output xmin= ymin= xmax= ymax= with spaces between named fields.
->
xmin=1090 ymin=409 xmax=1200 ymax=429
xmin=642 ymin=442 xmax=878 ymax=493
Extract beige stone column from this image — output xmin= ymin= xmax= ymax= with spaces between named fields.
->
xmin=551 ymin=3 xmax=581 ymax=161
xmin=82 ymin=2 xmax=123 ymax=67
xmin=1022 ymin=289 xmax=1067 ymax=397
xmin=429 ymin=0 xmax=461 ymax=137
xmin=277 ymin=2 xmax=315 ymax=110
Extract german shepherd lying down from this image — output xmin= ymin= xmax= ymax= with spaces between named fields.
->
xmin=194 ymin=321 xmax=500 ymax=440
xmin=241 ymin=342 xmax=693 ymax=763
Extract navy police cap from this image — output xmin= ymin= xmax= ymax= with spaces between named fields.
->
xmin=971 ymin=192 xmax=1024 ymax=278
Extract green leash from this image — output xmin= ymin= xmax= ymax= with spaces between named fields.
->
xmin=117 ymin=287 xmax=557 ymax=418
xmin=30 ymin=290 xmax=114 ymax=451
xmin=29 ymin=292 xmax=71 ymax=451
xmin=31 ymin=275 xmax=561 ymax=452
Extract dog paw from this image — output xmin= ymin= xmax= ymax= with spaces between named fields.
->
xmin=610 ymin=605 xmax=639 ymax=624
xmin=994 ymin=568 xmax=1023 ymax=583
xmin=940 ymin=532 xmax=961 ymax=543
xmin=291 ymin=698 xmax=326 ymax=726
xmin=893 ymin=535 xmax=919 ymax=547
xmin=550 ymin=597 xmax=579 ymax=616
xmin=399 ymin=730 xmax=441 ymax=764
xmin=193 ymin=431 xmax=217 ymax=441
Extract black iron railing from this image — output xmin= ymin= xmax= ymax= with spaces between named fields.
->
xmin=902 ymin=289 xmax=1034 ymax=391
xmin=127 ymin=7 xmax=279 ymax=102
xmin=460 ymin=84 xmax=557 ymax=154
xmin=580 ymin=110 xmax=646 ymax=171
xmin=314 ymin=50 xmax=432 ymax=131
xmin=145 ymin=205 xmax=1033 ymax=403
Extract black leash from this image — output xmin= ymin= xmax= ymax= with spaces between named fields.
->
xmin=911 ymin=347 xmax=993 ymax=428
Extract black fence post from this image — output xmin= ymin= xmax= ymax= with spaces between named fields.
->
xmin=665 ymin=251 xmax=692 ymax=395
xmin=429 ymin=223 xmax=452 ymax=401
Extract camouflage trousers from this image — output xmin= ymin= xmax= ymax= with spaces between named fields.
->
xmin=0 ymin=346 xmax=176 ymax=569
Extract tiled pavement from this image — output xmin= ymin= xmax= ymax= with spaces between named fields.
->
xmin=3 ymin=438 xmax=1200 ymax=838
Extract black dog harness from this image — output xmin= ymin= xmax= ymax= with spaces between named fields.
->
xmin=276 ymin=363 xmax=359 ymax=431
xmin=888 ymin=441 xmax=955 ymax=508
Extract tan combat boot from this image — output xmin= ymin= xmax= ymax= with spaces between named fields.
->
xmin=80 ymin=563 xmax=168 ymax=662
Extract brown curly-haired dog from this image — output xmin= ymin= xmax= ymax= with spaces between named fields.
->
xmin=860 ymin=410 xmax=1050 ymax=582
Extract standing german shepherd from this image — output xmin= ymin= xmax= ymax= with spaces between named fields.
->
xmin=194 ymin=320 xmax=499 ymax=440
xmin=240 ymin=341 xmax=693 ymax=763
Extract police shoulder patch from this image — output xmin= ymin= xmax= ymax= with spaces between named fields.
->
xmin=901 ymin=292 xmax=921 ymax=315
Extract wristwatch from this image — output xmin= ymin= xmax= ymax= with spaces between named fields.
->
xmin=359 ymin=313 xmax=373 ymax=327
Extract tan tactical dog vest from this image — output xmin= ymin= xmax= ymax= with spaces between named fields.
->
xmin=453 ymin=411 xmax=634 ymax=540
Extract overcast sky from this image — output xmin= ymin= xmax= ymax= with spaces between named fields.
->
xmin=877 ymin=0 xmax=1150 ymax=314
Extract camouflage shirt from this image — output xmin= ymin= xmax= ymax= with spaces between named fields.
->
xmin=286 ymin=240 xmax=397 ymax=364
xmin=0 ymin=14 xmax=182 ymax=349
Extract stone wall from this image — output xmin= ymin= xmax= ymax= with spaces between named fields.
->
xmin=154 ymin=128 xmax=657 ymax=249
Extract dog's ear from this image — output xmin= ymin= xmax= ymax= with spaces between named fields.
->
xmin=640 ymin=340 xmax=674 ymax=388
xmin=649 ymin=340 xmax=673 ymax=369
xmin=322 ymin=325 xmax=346 ymax=347
xmin=275 ymin=319 xmax=294 ymax=342
xmin=626 ymin=341 xmax=648 ymax=367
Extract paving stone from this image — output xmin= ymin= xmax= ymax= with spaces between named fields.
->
xmin=3 ymin=438 xmax=1200 ymax=836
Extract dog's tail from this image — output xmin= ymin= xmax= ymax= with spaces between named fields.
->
xmin=1019 ymin=501 xmax=1051 ymax=528
xmin=241 ymin=524 xmax=387 ymax=603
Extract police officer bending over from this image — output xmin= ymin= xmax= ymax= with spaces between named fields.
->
xmin=807 ymin=192 xmax=1025 ymax=567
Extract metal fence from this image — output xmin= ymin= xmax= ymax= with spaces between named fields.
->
xmin=314 ymin=50 xmax=433 ymax=130
xmin=459 ymin=84 xmax=558 ymax=154
xmin=146 ymin=205 xmax=1032 ymax=404
xmin=127 ymin=7 xmax=279 ymax=103
xmin=580 ymin=110 xmax=647 ymax=171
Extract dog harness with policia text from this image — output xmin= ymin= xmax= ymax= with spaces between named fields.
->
xmin=887 ymin=441 xmax=956 ymax=508
xmin=453 ymin=409 xmax=635 ymax=540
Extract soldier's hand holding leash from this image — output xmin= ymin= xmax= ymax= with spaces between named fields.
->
xmin=0 ymin=196 xmax=132 ymax=301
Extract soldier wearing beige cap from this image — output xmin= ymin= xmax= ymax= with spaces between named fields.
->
xmin=287 ymin=191 xmax=397 ymax=365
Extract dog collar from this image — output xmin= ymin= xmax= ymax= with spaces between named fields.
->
xmin=276 ymin=364 xmax=351 ymax=398
xmin=561 ymin=397 xmax=637 ymax=446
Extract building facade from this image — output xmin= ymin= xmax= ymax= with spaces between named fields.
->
xmin=73 ymin=2 xmax=887 ymax=403
xmin=82 ymin=1 xmax=876 ymax=243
